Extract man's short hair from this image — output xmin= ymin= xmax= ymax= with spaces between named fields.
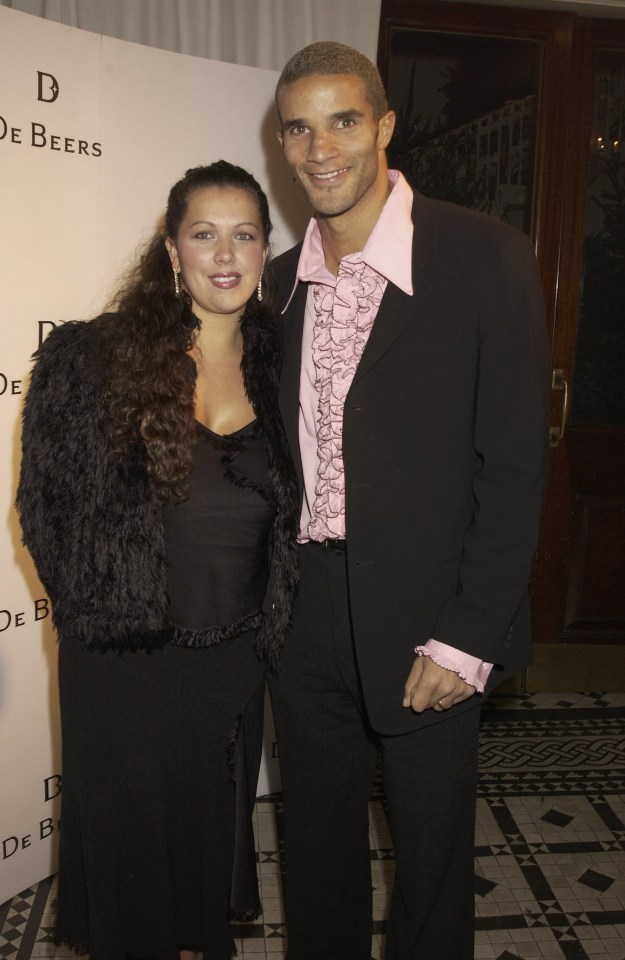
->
xmin=275 ymin=41 xmax=389 ymax=123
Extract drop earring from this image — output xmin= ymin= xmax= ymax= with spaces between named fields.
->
xmin=173 ymin=268 xmax=180 ymax=296
xmin=257 ymin=276 xmax=263 ymax=302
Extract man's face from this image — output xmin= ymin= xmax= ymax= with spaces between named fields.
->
xmin=277 ymin=73 xmax=395 ymax=223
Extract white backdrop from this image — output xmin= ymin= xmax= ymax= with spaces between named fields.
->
xmin=0 ymin=0 xmax=382 ymax=68
xmin=0 ymin=5 xmax=309 ymax=905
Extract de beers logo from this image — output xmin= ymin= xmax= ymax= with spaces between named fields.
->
xmin=0 ymin=322 xmax=62 ymax=403
xmin=0 ymin=598 xmax=50 ymax=634
xmin=2 ymin=776 xmax=62 ymax=863
xmin=0 ymin=69 xmax=102 ymax=156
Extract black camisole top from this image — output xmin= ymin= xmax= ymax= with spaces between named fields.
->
xmin=162 ymin=420 xmax=275 ymax=644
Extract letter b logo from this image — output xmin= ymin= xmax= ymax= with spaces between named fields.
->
xmin=37 ymin=72 xmax=59 ymax=103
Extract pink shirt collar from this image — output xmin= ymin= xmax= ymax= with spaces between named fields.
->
xmin=282 ymin=169 xmax=414 ymax=309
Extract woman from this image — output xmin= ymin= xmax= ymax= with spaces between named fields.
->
xmin=16 ymin=161 xmax=298 ymax=960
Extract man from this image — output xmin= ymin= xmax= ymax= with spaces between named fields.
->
xmin=269 ymin=41 xmax=549 ymax=960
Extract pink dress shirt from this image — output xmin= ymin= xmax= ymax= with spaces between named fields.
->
xmin=285 ymin=170 xmax=492 ymax=693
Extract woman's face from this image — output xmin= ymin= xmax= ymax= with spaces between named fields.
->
xmin=166 ymin=185 xmax=268 ymax=324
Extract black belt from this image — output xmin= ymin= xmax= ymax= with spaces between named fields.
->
xmin=312 ymin=538 xmax=347 ymax=553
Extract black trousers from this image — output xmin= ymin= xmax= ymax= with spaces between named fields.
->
xmin=270 ymin=542 xmax=481 ymax=960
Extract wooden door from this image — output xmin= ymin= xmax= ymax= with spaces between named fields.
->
xmin=531 ymin=19 xmax=625 ymax=690
xmin=377 ymin=1 xmax=625 ymax=690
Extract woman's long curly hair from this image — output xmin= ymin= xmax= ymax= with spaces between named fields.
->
xmin=103 ymin=160 xmax=273 ymax=503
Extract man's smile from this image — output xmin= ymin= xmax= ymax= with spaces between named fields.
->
xmin=308 ymin=167 xmax=350 ymax=182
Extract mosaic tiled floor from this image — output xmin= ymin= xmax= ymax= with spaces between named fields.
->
xmin=2 ymin=691 xmax=624 ymax=959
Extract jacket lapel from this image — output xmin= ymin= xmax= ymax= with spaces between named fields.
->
xmin=352 ymin=190 xmax=436 ymax=385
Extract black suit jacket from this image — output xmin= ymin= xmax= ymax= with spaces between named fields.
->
xmin=273 ymin=190 xmax=550 ymax=735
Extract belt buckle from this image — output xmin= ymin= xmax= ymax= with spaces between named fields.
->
xmin=321 ymin=538 xmax=346 ymax=553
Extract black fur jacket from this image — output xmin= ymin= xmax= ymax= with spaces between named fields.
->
xmin=16 ymin=308 xmax=299 ymax=668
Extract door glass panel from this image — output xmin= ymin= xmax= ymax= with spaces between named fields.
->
xmin=385 ymin=28 xmax=543 ymax=234
xmin=570 ymin=49 xmax=625 ymax=427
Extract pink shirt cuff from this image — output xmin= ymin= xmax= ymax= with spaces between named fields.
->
xmin=414 ymin=640 xmax=493 ymax=694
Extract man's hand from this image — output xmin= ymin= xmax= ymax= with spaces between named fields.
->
xmin=402 ymin=655 xmax=476 ymax=713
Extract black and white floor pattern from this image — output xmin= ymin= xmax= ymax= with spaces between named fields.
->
xmin=2 ymin=691 xmax=624 ymax=959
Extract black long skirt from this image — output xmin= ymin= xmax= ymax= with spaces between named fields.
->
xmin=55 ymin=631 xmax=265 ymax=960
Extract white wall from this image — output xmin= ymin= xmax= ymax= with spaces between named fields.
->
xmin=0 ymin=0 xmax=383 ymax=66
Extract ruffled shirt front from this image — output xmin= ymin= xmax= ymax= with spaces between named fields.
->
xmin=307 ymin=260 xmax=387 ymax=541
